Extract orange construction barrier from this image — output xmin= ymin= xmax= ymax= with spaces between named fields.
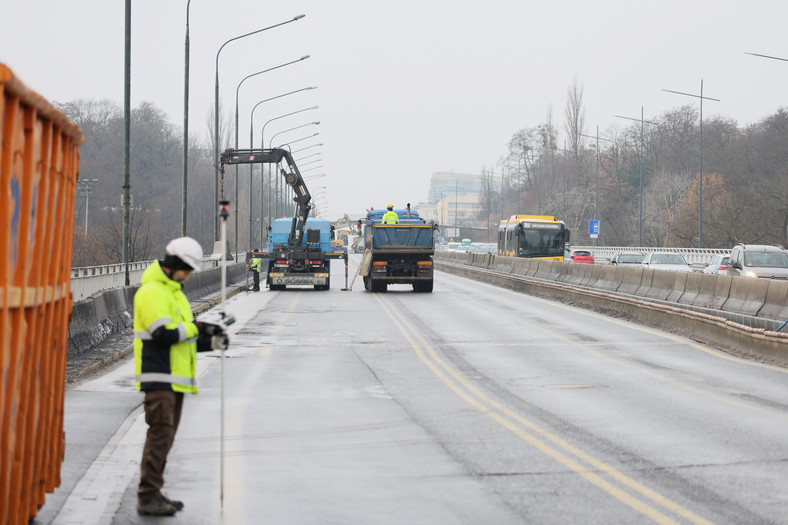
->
xmin=0 ymin=63 xmax=84 ymax=525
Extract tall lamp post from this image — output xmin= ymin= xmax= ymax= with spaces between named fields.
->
xmin=214 ymin=14 xmax=305 ymax=241
xmin=247 ymin=88 xmax=317 ymax=248
xmin=581 ymin=127 xmax=613 ymax=247
xmin=260 ymin=107 xmax=320 ymax=235
xmin=181 ymin=0 xmax=191 ymax=236
xmin=614 ymin=107 xmax=657 ymax=246
xmin=233 ymin=57 xmax=310 ymax=254
xmin=663 ymin=81 xmax=720 ymax=248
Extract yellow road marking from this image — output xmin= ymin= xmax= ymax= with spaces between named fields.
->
xmin=375 ymin=293 xmax=714 ymax=525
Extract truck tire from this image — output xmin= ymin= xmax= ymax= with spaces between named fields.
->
xmin=363 ymin=276 xmax=370 ymax=291
xmin=270 ymin=284 xmax=285 ymax=291
xmin=414 ymin=279 xmax=433 ymax=293
xmin=314 ymin=276 xmax=330 ymax=291
xmin=371 ymin=280 xmax=387 ymax=293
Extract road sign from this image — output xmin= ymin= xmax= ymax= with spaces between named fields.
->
xmin=589 ymin=220 xmax=600 ymax=239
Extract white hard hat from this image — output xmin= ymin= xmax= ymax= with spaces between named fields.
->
xmin=165 ymin=237 xmax=203 ymax=272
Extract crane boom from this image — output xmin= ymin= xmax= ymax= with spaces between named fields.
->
xmin=220 ymin=148 xmax=311 ymax=246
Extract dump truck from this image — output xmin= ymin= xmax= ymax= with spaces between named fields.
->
xmin=1 ymin=63 xmax=85 ymax=525
xmin=220 ymin=148 xmax=348 ymax=291
xmin=358 ymin=204 xmax=437 ymax=292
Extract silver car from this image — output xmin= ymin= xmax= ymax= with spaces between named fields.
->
xmin=728 ymin=244 xmax=788 ymax=279
xmin=611 ymin=252 xmax=644 ymax=266
xmin=641 ymin=252 xmax=692 ymax=272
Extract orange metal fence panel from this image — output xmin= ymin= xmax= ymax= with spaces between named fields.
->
xmin=0 ymin=63 xmax=84 ymax=525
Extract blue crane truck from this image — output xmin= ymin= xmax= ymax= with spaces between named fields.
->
xmin=358 ymin=204 xmax=438 ymax=292
xmin=264 ymin=216 xmax=343 ymax=290
xmin=220 ymin=148 xmax=348 ymax=291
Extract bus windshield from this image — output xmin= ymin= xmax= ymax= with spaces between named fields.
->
xmin=518 ymin=225 xmax=566 ymax=259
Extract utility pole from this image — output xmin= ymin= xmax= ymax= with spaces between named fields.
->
xmin=77 ymin=178 xmax=99 ymax=234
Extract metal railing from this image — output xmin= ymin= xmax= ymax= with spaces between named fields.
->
xmin=573 ymin=246 xmax=729 ymax=266
xmin=70 ymin=252 xmax=245 ymax=301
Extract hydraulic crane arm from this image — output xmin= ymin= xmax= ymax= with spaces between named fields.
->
xmin=220 ymin=148 xmax=311 ymax=246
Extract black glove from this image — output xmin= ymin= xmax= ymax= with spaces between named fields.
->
xmin=195 ymin=321 xmax=223 ymax=336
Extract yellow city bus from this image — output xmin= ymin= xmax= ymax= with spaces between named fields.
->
xmin=497 ymin=215 xmax=570 ymax=261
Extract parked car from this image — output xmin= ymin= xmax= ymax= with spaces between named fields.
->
xmin=703 ymin=254 xmax=730 ymax=275
xmin=569 ymin=249 xmax=595 ymax=264
xmin=728 ymin=244 xmax=788 ymax=279
xmin=611 ymin=252 xmax=644 ymax=266
xmin=641 ymin=252 xmax=692 ymax=272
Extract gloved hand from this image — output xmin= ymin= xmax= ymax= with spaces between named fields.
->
xmin=195 ymin=321 xmax=224 ymax=336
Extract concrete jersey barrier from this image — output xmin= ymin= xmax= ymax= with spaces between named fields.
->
xmin=435 ymin=251 xmax=788 ymax=329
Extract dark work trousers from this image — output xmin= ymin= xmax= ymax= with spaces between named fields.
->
xmin=138 ymin=390 xmax=184 ymax=501
xmin=252 ymin=269 xmax=260 ymax=291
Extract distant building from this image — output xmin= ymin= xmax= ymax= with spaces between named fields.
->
xmin=416 ymin=171 xmax=499 ymax=242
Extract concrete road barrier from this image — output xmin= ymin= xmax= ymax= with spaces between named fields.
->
xmin=68 ymin=263 xmax=246 ymax=357
xmin=759 ymin=280 xmax=788 ymax=321
xmin=722 ymin=277 xmax=771 ymax=316
xmin=434 ymin=252 xmax=788 ymax=367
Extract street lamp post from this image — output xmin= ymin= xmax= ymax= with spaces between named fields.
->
xmin=614 ymin=107 xmax=657 ymax=246
xmin=663 ymin=81 xmax=720 ymax=248
xmin=233 ymin=56 xmax=309 ymax=253
xmin=247 ymin=89 xmax=316 ymax=248
xmin=214 ymin=14 xmax=305 ymax=241
xmin=581 ymin=127 xmax=613 ymax=247
xmin=260 ymin=106 xmax=320 ymax=235
xmin=181 ymin=0 xmax=191 ymax=237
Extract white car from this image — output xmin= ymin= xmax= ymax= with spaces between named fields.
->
xmin=641 ymin=252 xmax=692 ymax=272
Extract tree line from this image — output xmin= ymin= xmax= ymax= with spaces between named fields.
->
xmin=476 ymin=79 xmax=788 ymax=249
xmin=64 ymin=82 xmax=788 ymax=267
xmin=60 ymin=99 xmax=297 ymax=267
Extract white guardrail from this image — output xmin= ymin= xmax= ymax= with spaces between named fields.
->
xmin=573 ymin=246 xmax=730 ymax=266
xmin=70 ymin=250 xmax=245 ymax=301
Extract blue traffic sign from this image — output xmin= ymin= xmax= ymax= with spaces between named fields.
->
xmin=589 ymin=220 xmax=600 ymax=236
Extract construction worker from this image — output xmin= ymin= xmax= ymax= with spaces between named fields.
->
xmin=382 ymin=204 xmax=399 ymax=224
xmin=134 ymin=237 xmax=227 ymax=516
xmin=250 ymin=250 xmax=262 ymax=292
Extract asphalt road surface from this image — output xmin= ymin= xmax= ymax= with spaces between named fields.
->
xmin=38 ymin=255 xmax=788 ymax=524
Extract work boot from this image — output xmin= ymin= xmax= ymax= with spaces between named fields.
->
xmin=137 ymin=494 xmax=177 ymax=516
xmin=161 ymin=494 xmax=184 ymax=511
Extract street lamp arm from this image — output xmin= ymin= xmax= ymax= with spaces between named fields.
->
xmin=260 ymin=106 xmax=320 ymax=148
xmin=662 ymin=88 xmax=721 ymax=102
xmin=215 ymin=15 xmax=306 ymax=72
xmin=268 ymin=121 xmax=320 ymax=147
xmin=235 ymin=56 xmax=310 ymax=110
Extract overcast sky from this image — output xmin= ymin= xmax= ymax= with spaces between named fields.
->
xmin=3 ymin=1 xmax=788 ymax=220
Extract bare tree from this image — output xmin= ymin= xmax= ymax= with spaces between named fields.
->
xmin=564 ymin=76 xmax=585 ymax=158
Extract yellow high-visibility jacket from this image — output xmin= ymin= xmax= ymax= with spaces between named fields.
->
xmin=382 ymin=210 xmax=399 ymax=224
xmin=134 ymin=260 xmax=200 ymax=393
xmin=250 ymin=257 xmax=262 ymax=272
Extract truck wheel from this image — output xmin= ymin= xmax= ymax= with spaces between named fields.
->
xmin=414 ymin=280 xmax=433 ymax=293
xmin=372 ymin=281 xmax=387 ymax=293
xmin=270 ymin=284 xmax=285 ymax=291
xmin=363 ymin=276 xmax=370 ymax=291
